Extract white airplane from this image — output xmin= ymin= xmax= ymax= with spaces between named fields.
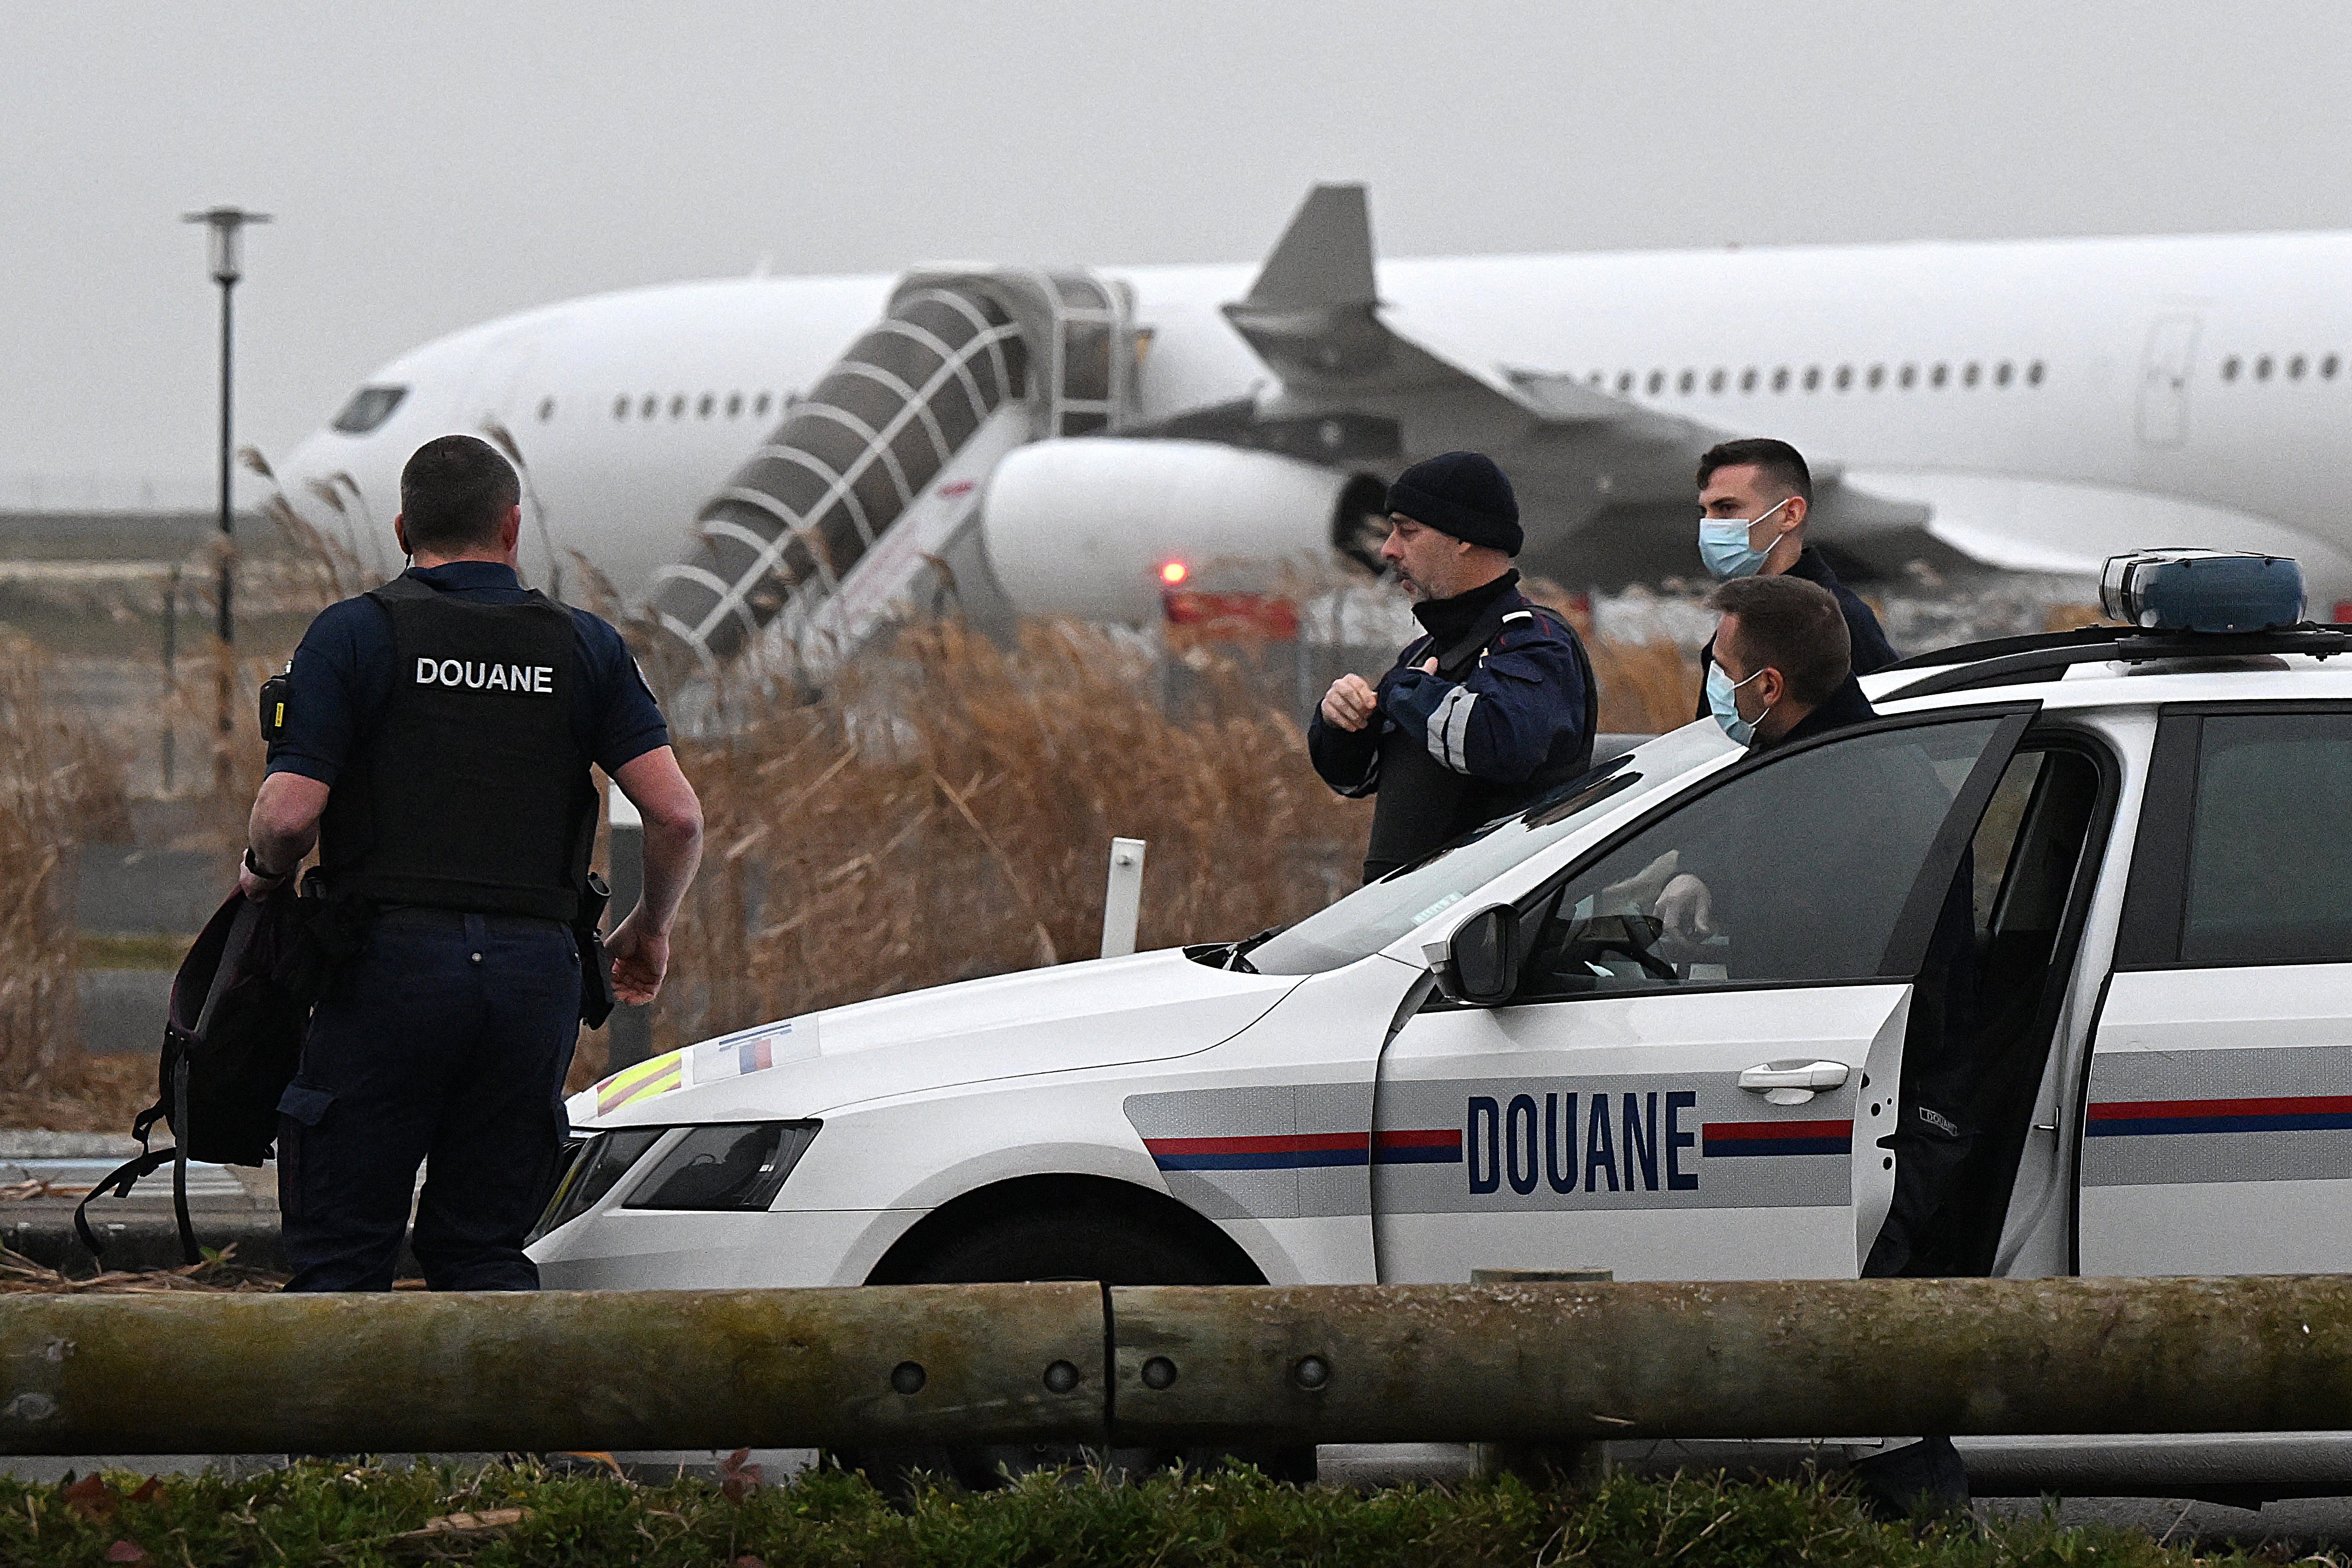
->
xmin=276 ymin=184 xmax=2352 ymax=666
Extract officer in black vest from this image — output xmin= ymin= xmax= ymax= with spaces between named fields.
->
xmin=238 ymin=435 xmax=705 ymax=1292
xmin=1308 ymin=452 xmax=1598 ymax=882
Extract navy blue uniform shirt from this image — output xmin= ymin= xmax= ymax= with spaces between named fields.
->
xmin=267 ymin=561 xmax=669 ymax=786
xmin=1792 ymin=546 xmax=1898 ymax=674
xmin=1308 ymin=575 xmax=1592 ymax=798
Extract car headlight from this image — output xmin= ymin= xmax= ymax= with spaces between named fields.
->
xmin=529 ymin=1126 xmax=665 ymax=1242
xmin=530 ymin=1121 xmax=822 ymax=1240
xmin=621 ymin=1122 xmax=821 ymax=1211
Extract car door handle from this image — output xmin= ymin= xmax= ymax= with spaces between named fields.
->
xmin=1737 ymin=1060 xmax=1850 ymax=1106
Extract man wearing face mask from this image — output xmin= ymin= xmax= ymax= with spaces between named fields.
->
xmin=1692 ymin=439 xmax=1895 ymax=720
xmin=1657 ymin=576 xmax=1872 ymax=1036
xmin=1309 ymin=451 xmax=1598 ymax=883
xmin=1691 ymin=573 xmax=1874 ymax=754
xmin=1663 ymin=571 xmax=1974 ymax=1517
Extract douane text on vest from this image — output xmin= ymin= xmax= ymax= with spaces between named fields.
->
xmin=414 ymin=658 xmax=556 ymax=694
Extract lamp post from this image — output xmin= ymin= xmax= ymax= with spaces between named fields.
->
xmin=182 ymin=206 xmax=270 ymax=792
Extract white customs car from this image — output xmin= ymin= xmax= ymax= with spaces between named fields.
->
xmin=534 ymin=552 xmax=2352 ymax=1497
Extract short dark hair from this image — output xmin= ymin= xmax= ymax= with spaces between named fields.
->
xmin=1696 ymin=438 xmax=1812 ymax=504
xmin=1708 ymin=574 xmax=1849 ymax=705
xmin=399 ymin=435 xmax=520 ymax=552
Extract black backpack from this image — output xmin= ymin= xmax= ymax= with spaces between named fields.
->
xmin=75 ymin=886 xmax=315 ymax=1264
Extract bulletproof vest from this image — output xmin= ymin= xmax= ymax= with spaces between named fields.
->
xmin=319 ymin=576 xmax=597 ymax=920
xmin=1362 ymin=599 xmax=1598 ymax=882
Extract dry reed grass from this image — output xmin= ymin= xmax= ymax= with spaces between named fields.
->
xmin=653 ymin=619 xmax=1371 ymax=1049
xmin=0 ymin=1056 xmax=155 ymax=1132
xmin=651 ymin=605 xmax=1700 ymax=1051
xmin=0 ymin=1244 xmax=285 ymax=1293
xmin=145 ymin=474 xmax=348 ymax=847
xmin=0 ymin=473 xmax=317 ymax=1116
xmin=0 ymin=637 xmax=132 ymax=1098
xmin=1522 ymin=580 xmax=1703 ymax=734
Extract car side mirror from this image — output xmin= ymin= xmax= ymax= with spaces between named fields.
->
xmin=1428 ymin=905 xmax=1520 ymax=1006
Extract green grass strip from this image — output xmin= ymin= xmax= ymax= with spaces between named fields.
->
xmin=0 ymin=1460 xmax=2286 ymax=1568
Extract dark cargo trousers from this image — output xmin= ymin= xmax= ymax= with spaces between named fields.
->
xmin=277 ymin=909 xmax=581 ymax=1292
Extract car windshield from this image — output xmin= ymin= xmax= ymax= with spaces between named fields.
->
xmin=1248 ymin=721 xmax=1738 ymax=975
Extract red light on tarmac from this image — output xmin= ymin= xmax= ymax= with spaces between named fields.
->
xmin=1158 ymin=560 xmax=1189 ymax=586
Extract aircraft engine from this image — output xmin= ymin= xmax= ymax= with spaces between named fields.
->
xmin=978 ymin=439 xmax=1387 ymax=621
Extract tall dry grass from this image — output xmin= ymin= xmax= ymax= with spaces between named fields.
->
xmin=652 ymin=620 xmax=1371 ymax=1049
xmin=134 ymin=466 xmax=364 ymax=848
xmin=1583 ymin=632 xmax=1702 ymax=734
xmin=652 ymin=608 xmax=1703 ymax=1052
xmin=0 ymin=637 xmax=130 ymax=1099
xmin=1521 ymin=579 xmax=1703 ymax=735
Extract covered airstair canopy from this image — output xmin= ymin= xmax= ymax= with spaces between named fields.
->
xmin=651 ymin=269 xmax=1133 ymax=667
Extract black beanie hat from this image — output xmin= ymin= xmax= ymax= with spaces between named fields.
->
xmin=1386 ymin=451 xmax=1522 ymax=555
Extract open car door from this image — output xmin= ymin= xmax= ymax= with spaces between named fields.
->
xmin=1374 ymin=706 xmax=2038 ymax=1283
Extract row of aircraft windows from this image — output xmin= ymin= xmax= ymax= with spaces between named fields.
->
xmin=2220 ymin=353 xmax=2344 ymax=382
xmin=1599 ymin=359 xmax=2047 ymax=398
xmin=517 ymin=352 xmax=2333 ymax=427
xmin=599 ymin=390 xmax=787 ymax=422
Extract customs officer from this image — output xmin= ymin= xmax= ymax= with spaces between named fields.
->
xmin=1309 ymin=451 xmax=1598 ymax=882
xmin=238 ymin=434 xmax=705 ymax=1292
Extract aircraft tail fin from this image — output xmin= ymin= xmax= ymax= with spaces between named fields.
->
xmin=1246 ymin=184 xmax=1377 ymax=308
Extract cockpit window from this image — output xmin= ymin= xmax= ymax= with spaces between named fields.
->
xmin=331 ymin=385 xmax=408 ymax=434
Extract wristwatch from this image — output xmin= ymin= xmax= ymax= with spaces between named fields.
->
xmin=242 ymin=847 xmax=290 ymax=883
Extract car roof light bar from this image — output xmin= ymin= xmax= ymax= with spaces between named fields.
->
xmin=1878 ymin=549 xmax=2341 ymax=701
xmin=1880 ymin=625 xmax=2352 ymax=703
xmin=2100 ymin=549 xmax=2307 ymax=633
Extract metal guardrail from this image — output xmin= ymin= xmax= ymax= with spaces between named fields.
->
xmin=2 ymin=1277 xmax=2349 ymax=1455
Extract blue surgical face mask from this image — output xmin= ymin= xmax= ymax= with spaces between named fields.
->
xmin=1698 ymin=497 xmax=1792 ymax=580
xmin=1706 ymin=661 xmax=1769 ymax=745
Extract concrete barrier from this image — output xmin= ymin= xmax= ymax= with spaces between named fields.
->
xmin=5 ymin=1276 xmax=2352 ymax=1456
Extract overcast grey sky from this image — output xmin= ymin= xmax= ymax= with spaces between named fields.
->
xmin=7 ymin=0 xmax=2352 ymax=506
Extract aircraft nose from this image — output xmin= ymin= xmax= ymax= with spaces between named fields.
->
xmin=272 ymin=427 xmax=401 ymax=579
